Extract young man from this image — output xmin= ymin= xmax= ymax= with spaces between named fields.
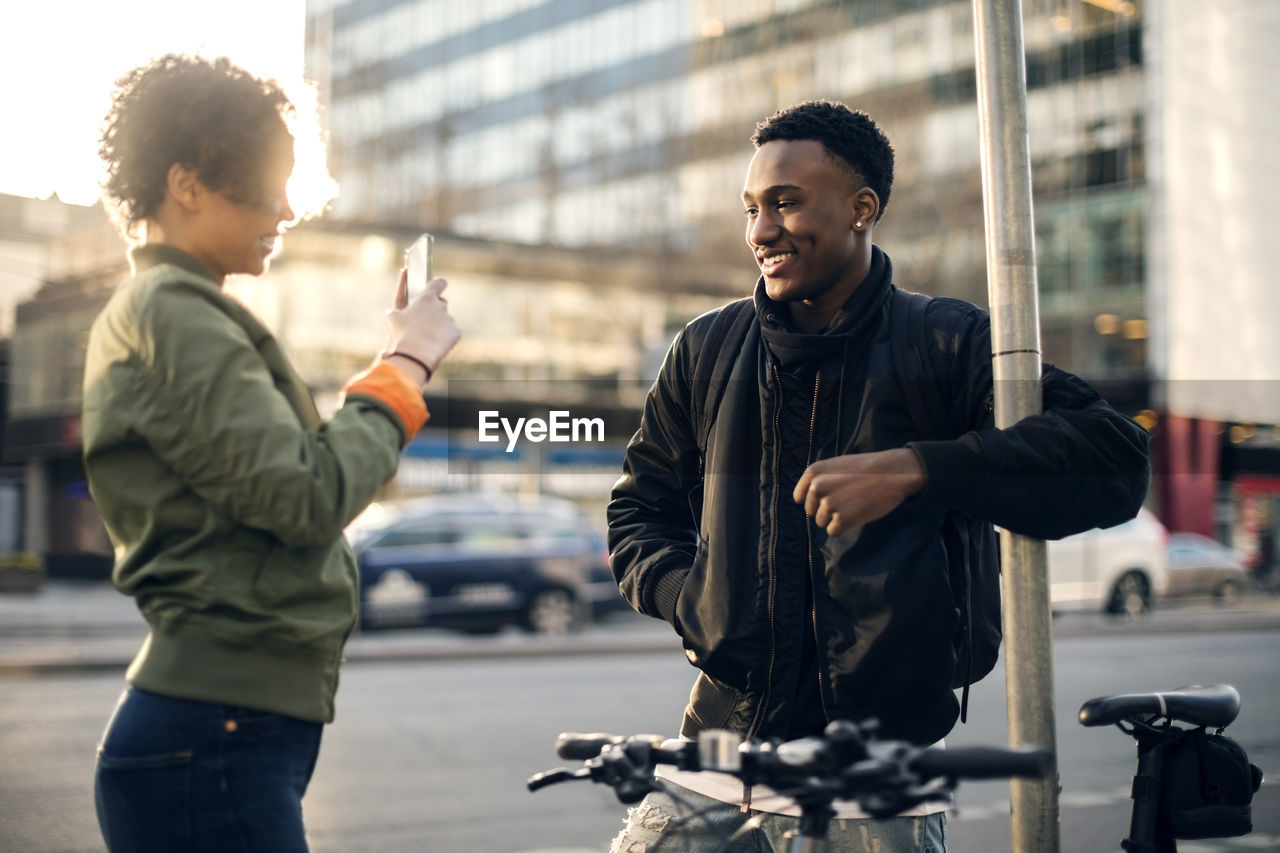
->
xmin=606 ymin=100 xmax=1151 ymax=851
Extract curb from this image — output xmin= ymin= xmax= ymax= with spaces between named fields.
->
xmin=0 ymin=629 xmax=684 ymax=679
xmin=2 ymin=603 xmax=1279 ymax=679
xmin=1047 ymin=609 xmax=1280 ymax=638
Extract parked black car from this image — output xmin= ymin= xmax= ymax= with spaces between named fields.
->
xmin=346 ymin=492 xmax=625 ymax=634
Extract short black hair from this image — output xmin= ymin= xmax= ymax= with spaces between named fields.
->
xmin=99 ymin=54 xmax=295 ymax=233
xmin=752 ymin=100 xmax=895 ymax=221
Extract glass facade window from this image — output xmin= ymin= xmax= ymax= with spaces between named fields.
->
xmin=321 ymin=0 xmax=1144 ymax=229
xmin=309 ymin=0 xmax=1151 ymax=379
xmin=10 ymin=293 xmax=102 ymax=417
xmin=1032 ymin=186 xmax=1146 ymax=378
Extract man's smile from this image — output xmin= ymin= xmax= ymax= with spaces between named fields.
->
xmin=758 ymin=251 xmax=795 ymax=275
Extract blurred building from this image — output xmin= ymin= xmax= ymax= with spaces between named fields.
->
xmin=4 ymin=1 xmax=1277 ymax=577
xmin=304 ymin=0 xmax=1280 ymax=554
xmin=1143 ymin=0 xmax=1280 ymax=568
xmin=0 ymin=194 xmax=116 ymax=570
xmin=0 ymin=194 xmax=106 ymax=339
xmin=306 ymin=0 xmax=1147 ymax=382
xmin=218 ymin=220 xmax=733 ymax=510
xmin=1 ymin=210 xmax=730 ymax=575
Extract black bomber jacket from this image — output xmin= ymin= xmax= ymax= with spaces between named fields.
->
xmin=607 ymin=247 xmax=1152 ymax=746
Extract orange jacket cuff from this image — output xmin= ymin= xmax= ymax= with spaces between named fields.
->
xmin=341 ymin=362 xmax=429 ymax=441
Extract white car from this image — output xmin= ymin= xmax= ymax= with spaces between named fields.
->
xmin=1047 ymin=507 xmax=1169 ymax=615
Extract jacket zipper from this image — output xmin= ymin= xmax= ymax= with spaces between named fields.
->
xmin=805 ymin=370 xmax=830 ymax=723
xmin=749 ymin=358 xmax=785 ymax=740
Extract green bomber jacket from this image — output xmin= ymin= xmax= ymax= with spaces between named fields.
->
xmin=81 ymin=244 xmax=424 ymax=722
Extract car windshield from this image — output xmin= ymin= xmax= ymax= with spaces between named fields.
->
xmin=355 ymin=504 xmax=595 ymax=553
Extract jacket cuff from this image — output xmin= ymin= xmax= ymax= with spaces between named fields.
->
xmin=341 ymin=362 xmax=430 ymax=443
xmin=907 ymin=435 xmax=988 ymax=507
xmin=649 ymin=567 xmax=689 ymax=625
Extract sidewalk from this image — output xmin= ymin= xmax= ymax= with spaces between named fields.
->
xmin=0 ymin=580 xmax=682 ymax=677
xmin=3 ymin=579 xmax=1280 ymax=677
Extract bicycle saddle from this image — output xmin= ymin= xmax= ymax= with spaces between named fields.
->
xmin=1078 ymin=684 xmax=1240 ymax=728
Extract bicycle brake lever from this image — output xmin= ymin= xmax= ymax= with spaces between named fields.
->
xmin=860 ymin=778 xmax=953 ymax=819
xmin=527 ymin=767 xmax=588 ymax=792
xmin=614 ymin=777 xmax=657 ymax=804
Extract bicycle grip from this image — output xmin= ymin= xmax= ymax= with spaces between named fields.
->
xmin=556 ymin=732 xmax=622 ymax=760
xmin=911 ymin=746 xmax=1052 ymax=780
xmin=556 ymin=732 xmax=668 ymax=760
xmin=558 ymin=732 xmax=622 ymax=758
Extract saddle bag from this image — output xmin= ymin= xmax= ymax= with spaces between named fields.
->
xmin=1159 ymin=726 xmax=1263 ymax=839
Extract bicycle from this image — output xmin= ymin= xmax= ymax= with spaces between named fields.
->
xmin=1078 ymin=683 xmax=1264 ymax=853
xmin=527 ymin=717 xmax=1051 ymax=852
xmin=529 ymin=684 xmax=1264 ymax=852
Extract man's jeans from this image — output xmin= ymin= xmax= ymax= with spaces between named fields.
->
xmin=611 ymin=782 xmax=948 ymax=852
xmin=95 ymin=686 xmax=323 ymax=853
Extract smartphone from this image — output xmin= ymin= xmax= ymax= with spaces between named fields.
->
xmin=404 ymin=233 xmax=434 ymax=302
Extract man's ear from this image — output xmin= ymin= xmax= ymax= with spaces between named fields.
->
xmin=851 ymin=187 xmax=880 ymax=232
xmin=165 ymin=164 xmax=203 ymax=212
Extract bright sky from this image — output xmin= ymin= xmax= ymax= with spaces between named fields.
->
xmin=0 ymin=0 xmax=309 ymax=207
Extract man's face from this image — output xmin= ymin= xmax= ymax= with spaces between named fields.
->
xmin=742 ymin=139 xmax=863 ymax=304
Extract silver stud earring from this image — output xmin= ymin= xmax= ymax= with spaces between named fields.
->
xmin=855 ymin=221 xmax=863 ymax=228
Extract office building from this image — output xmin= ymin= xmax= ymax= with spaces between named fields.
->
xmin=307 ymin=0 xmax=1146 ymax=381
xmin=305 ymin=0 xmax=1279 ymax=547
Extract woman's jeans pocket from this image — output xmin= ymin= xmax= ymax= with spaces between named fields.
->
xmin=94 ymin=686 xmax=322 ymax=853
xmin=96 ymin=748 xmax=194 ymax=852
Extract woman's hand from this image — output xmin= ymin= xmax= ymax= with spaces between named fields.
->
xmin=382 ymin=269 xmax=460 ymax=387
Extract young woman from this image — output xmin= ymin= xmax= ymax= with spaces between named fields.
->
xmin=84 ymin=54 xmax=459 ymax=852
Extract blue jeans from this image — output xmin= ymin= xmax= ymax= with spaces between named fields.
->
xmin=95 ymin=686 xmax=323 ymax=853
xmin=611 ymin=782 xmax=947 ymax=852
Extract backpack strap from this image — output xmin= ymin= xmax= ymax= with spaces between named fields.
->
xmin=889 ymin=287 xmax=949 ymax=440
xmin=690 ymin=297 xmax=756 ymax=462
xmin=890 ymin=287 xmax=981 ymax=720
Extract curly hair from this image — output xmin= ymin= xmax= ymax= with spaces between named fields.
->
xmin=99 ymin=54 xmax=296 ymax=233
xmin=752 ymin=100 xmax=895 ymax=221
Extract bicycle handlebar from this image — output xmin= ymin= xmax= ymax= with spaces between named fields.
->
xmin=556 ymin=732 xmax=668 ymax=761
xmin=531 ymin=719 xmax=1052 ymax=818
xmin=910 ymin=745 xmax=1052 ymax=781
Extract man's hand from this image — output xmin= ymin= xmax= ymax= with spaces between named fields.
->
xmin=792 ymin=448 xmax=927 ymax=536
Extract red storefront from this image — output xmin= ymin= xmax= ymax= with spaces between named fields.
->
xmin=1157 ymin=413 xmax=1280 ymax=578
xmin=1232 ymin=475 xmax=1280 ymax=577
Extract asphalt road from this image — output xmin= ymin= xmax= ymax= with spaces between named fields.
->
xmin=0 ymin=623 xmax=1277 ymax=852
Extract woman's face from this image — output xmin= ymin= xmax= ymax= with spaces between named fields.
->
xmin=188 ymin=148 xmax=296 ymax=281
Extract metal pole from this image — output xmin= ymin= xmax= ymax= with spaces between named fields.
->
xmin=969 ymin=2 xmax=1060 ymax=852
